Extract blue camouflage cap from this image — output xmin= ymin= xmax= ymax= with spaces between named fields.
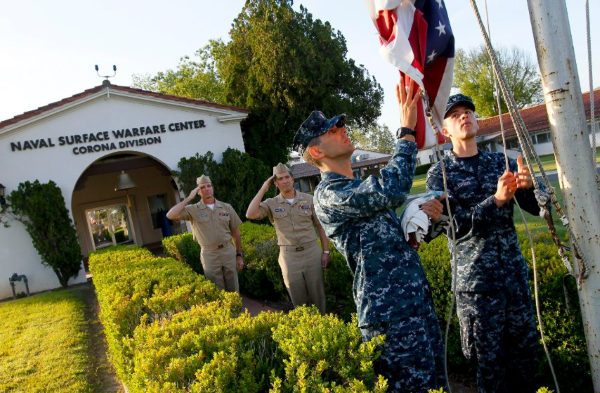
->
xmin=445 ymin=94 xmax=476 ymax=118
xmin=293 ymin=111 xmax=346 ymax=151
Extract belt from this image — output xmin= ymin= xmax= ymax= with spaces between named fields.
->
xmin=280 ymin=241 xmax=316 ymax=252
xmin=202 ymin=243 xmax=228 ymax=250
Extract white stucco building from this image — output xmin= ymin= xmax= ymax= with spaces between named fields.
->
xmin=0 ymin=81 xmax=249 ymax=299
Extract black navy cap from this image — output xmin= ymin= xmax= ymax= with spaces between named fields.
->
xmin=293 ymin=111 xmax=346 ymax=151
xmin=445 ymin=94 xmax=476 ymax=118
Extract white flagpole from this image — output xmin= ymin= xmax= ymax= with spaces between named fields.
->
xmin=528 ymin=0 xmax=600 ymax=389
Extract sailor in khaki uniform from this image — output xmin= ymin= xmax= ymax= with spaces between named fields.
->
xmin=167 ymin=175 xmax=244 ymax=292
xmin=246 ymin=163 xmax=329 ymax=314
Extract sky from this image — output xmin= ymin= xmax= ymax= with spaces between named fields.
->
xmin=1 ymin=0 xmax=598 ymax=129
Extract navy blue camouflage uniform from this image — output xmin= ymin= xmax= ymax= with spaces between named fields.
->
xmin=426 ymin=150 xmax=542 ymax=393
xmin=314 ymin=139 xmax=446 ymax=393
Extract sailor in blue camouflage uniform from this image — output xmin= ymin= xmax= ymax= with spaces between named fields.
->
xmin=294 ymin=80 xmax=447 ymax=393
xmin=426 ymin=94 xmax=543 ymax=393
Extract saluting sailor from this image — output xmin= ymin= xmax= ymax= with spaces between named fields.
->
xmin=246 ymin=163 xmax=329 ymax=314
xmin=167 ymin=175 xmax=244 ymax=292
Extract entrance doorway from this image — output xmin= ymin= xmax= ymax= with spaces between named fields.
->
xmin=86 ymin=204 xmax=134 ymax=250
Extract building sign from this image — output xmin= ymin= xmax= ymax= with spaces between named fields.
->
xmin=9 ymin=119 xmax=206 ymax=155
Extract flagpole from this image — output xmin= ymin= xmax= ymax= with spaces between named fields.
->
xmin=527 ymin=0 xmax=600 ymax=389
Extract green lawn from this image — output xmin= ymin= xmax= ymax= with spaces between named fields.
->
xmin=0 ymin=290 xmax=93 ymax=393
xmin=513 ymin=180 xmax=566 ymax=240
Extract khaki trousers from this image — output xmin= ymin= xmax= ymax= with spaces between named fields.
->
xmin=200 ymin=243 xmax=239 ymax=292
xmin=279 ymin=241 xmax=326 ymax=314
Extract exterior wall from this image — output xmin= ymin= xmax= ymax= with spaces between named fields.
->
xmin=0 ymin=92 xmax=246 ymax=299
xmin=417 ymin=148 xmax=437 ymax=165
xmin=533 ymin=141 xmax=555 ymax=156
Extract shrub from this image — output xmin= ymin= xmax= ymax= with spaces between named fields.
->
xmin=520 ymin=232 xmax=592 ymax=392
xmin=271 ymin=307 xmax=387 ymax=392
xmin=238 ymin=222 xmax=286 ymax=300
xmin=89 ymin=246 xmax=229 ymax=387
xmin=173 ymin=148 xmax=271 ymax=217
xmin=161 ymin=219 xmax=592 ymax=391
xmin=162 ymin=232 xmax=202 ymax=274
xmin=130 ymin=301 xmax=280 ymax=392
xmin=7 ymin=180 xmax=83 ymax=287
xmin=90 ymin=247 xmax=386 ymax=392
xmin=323 ymin=247 xmax=355 ymax=322
xmin=415 ymin=163 xmax=433 ymax=176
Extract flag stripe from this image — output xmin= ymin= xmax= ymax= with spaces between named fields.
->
xmin=366 ymin=0 xmax=454 ymax=149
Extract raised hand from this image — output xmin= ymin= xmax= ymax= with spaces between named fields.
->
xmin=262 ymin=175 xmax=275 ymax=191
xmin=188 ymin=186 xmax=200 ymax=200
xmin=397 ymin=74 xmax=421 ymax=130
xmin=494 ymin=170 xmax=518 ymax=207
xmin=515 ymin=156 xmax=533 ymax=189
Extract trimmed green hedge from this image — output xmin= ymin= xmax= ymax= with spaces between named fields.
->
xmin=160 ymin=222 xmax=591 ymax=391
xmin=163 ymin=222 xmax=355 ymax=318
xmin=89 ymin=246 xmax=229 ymax=387
xmin=415 ymin=163 xmax=433 ymax=176
xmin=90 ymin=246 xmax=385 ymax=392
xmin=162 ymin=232 xmax=202 ymax=274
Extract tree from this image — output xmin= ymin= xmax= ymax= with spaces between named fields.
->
xmin=8 ymin=180 xmax=82 ymax=288
xmin=348 ymin=123 xmax=396 ymax=153
xmin=132 ymin=40 xmax=227 ymax=105
xmin=453 ymin=45 xmax=543 ymax=117
xmin=174 ymin=148 xmax=271 ymax=218
xmin=133 ymin=0 xmax=383 ymax=167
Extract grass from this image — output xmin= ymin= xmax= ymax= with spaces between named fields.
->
xmin=0 ymin=290 xmax=93 ymax=393
xmin=513 ymin=180 xmax=566 ymax=240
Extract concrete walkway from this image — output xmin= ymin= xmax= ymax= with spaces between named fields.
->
xmin=241 ymin=295 xmax=276 ymax=316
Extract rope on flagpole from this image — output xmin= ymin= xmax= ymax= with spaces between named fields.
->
xmin=467 ymin=1 xmax=581 ymax=391
xmin=585 ymin=0 xmax=599 ymax=188
xmin=467 ymin=0 xmax=588 ymax=287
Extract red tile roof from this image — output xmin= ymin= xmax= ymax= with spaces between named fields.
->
xmin=477 ymin=88 xmax=600 ymax=139
xmin=0 ymin=82 xmax=250 ymax=130
xmin=291 ymin=155 xmax=391 ymax=179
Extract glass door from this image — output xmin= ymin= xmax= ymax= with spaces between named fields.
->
xmin=86 ymin=204 xmax=134 ymax=249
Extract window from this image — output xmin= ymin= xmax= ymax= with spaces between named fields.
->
xmin=505 ymin=138 xmax=520 ymax=150
xmin=536 ymin=132 xmax=551 ymax=144
xmin=86 ymin=205 xmax=134 ymax=249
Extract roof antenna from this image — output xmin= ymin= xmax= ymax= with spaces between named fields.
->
xmin=95 ymin=65 xmax=117 ymax=86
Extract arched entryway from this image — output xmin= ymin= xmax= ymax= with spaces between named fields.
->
xmin=71 ymin=152 xmax=183 ymax=257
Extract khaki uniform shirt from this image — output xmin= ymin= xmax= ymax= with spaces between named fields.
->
xmin=180 ymin=199 xmax=241 ymax=247
xmin=258 ymin=191 xmax=319 ymax=246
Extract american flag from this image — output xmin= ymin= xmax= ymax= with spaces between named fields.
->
xmin=366 ymin=0 xmax=454 ymax=149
